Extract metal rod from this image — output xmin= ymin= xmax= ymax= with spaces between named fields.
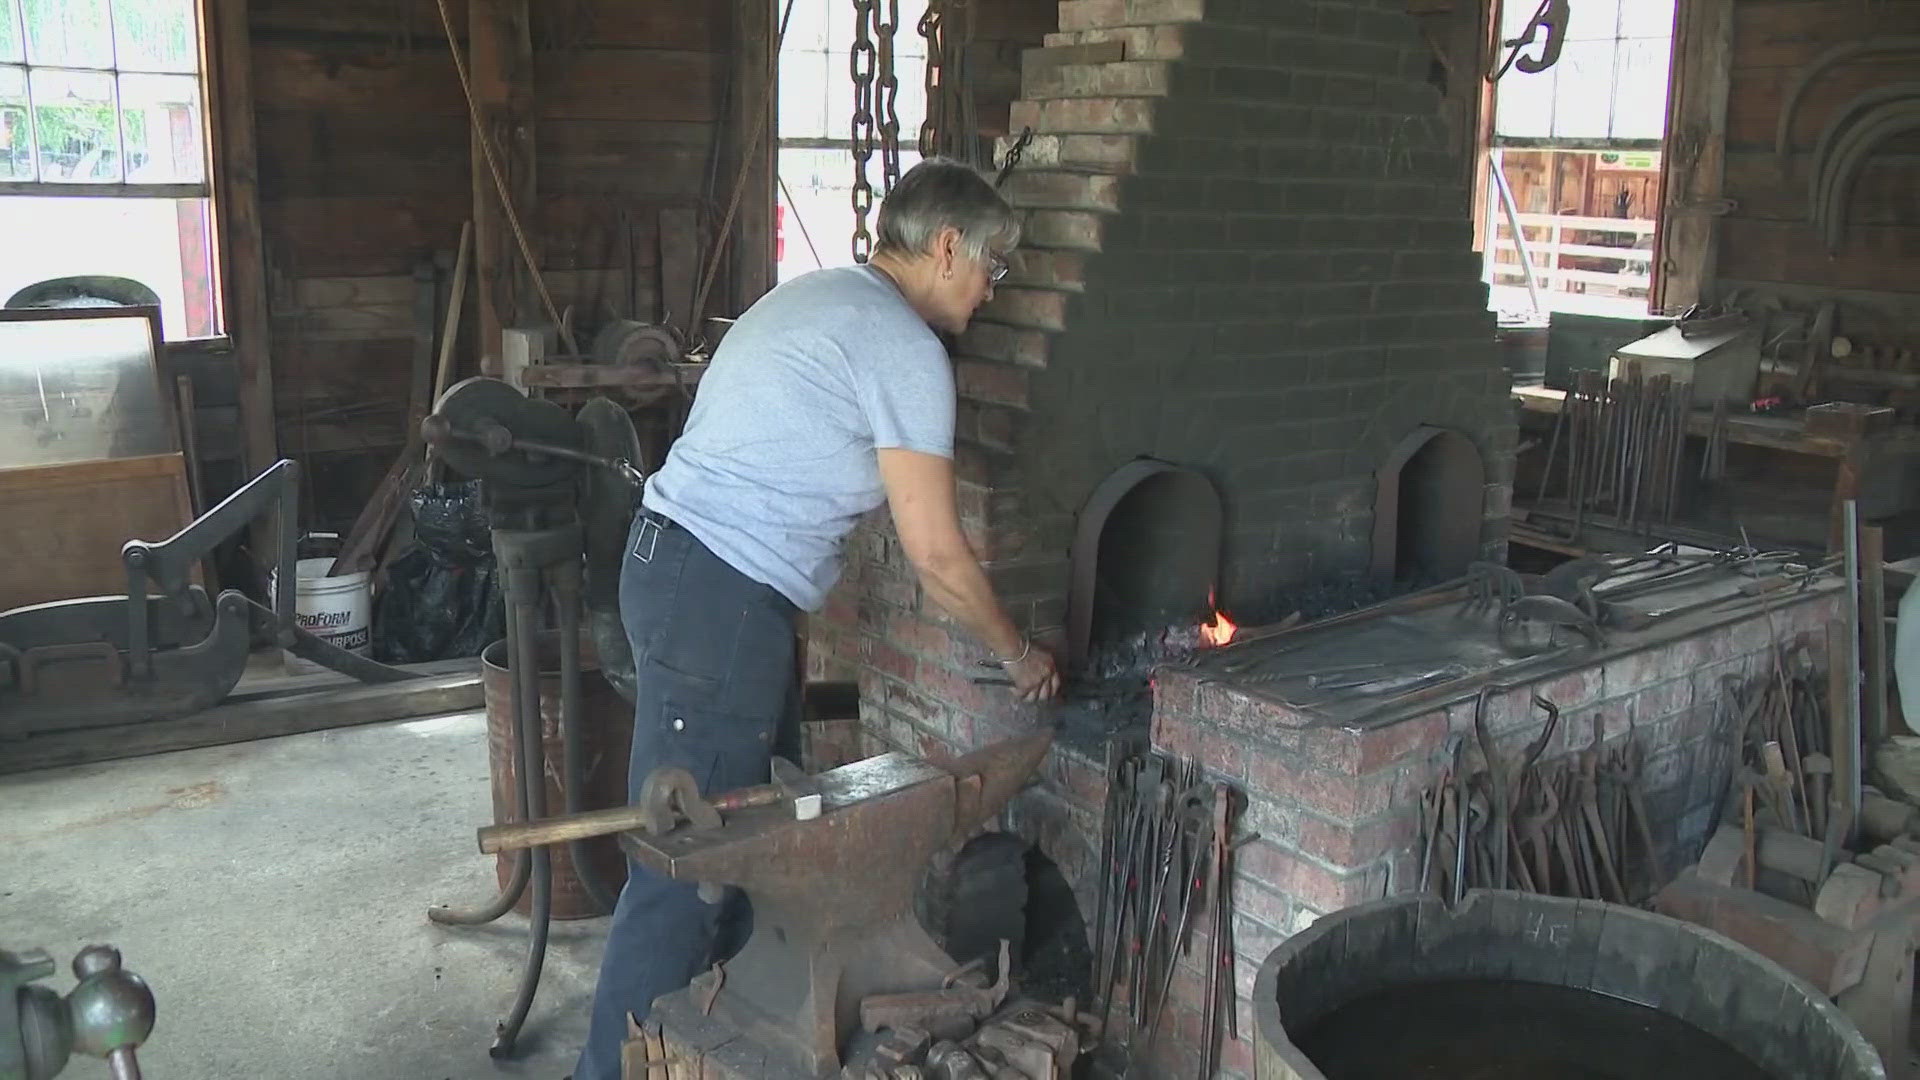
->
xmin=429 ymin=851 xmax=531 ymax=925
xmin=491 ymin=566 xmax=555 ymax=1058
xmin=1538 ymin=403 xmax=1565 ymax=503
xmin=1490 ymin=148 xmax=1545 ymax=314
xmin=106 ymin=1047 xmax=142 ymax=1080
xmin=1842 ymin=499 xmax=1864 ymax=847
xmin=557 ymin=562 xmax=621 ymax=915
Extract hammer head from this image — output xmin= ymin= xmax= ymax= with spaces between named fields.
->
xmin=771 ymin=757 xmax=825 ymax=821
xmin=638 ymin=766 xmax=720 ymax=834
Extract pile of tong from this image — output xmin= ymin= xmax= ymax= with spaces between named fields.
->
xmin=1419 ymin=688 xmax=1662 ymax=904
xmin=1542 ymin=365 xmax=1694 ymax=537
xmin=1090 ymin=745 xmax=1242 ymax=1077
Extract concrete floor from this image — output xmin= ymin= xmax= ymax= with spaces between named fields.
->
xmin=1 ymin=713 xmax=607 ymax=1079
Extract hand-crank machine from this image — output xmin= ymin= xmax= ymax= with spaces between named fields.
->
xmin=0 ymin=456 xmax=421 ymax=738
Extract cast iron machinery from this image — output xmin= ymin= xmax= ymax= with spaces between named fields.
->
xmin=2 ymin=944 xmax=154 ymax=1080
xmin=419 ymin=376 xmax=646 ymax=1057
xmin=0 ymin=458 xmax=421 ymax=740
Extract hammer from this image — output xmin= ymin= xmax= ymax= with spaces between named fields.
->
xmin=709 ymin=758 xmax=824 ymax=821
xmin=477 ymin=758 xmax=825 ymax=855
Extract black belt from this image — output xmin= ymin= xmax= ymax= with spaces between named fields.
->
xmin=639 ymin=508 xmax=680 ymax=531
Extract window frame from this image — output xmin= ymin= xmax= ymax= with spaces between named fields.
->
xmin=0 ymin=0 xmax=229 ymax=346
xmin=1475 ymin=0 xmax=1695 ymax=319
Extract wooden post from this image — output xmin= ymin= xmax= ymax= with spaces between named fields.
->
xmin=468 ymin=0 xmax=536 ymax=377
xmin=204 ymin=0 xmax=278 ymax=490
xmin=724 ymin=0 xmax=777 ymax=321
xmin=1652 ymin=0 xmax=1733 ymax=314
xmin=659 ymin=208 xmax=700 ymax=334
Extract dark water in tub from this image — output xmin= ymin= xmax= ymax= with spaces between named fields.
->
xmin=1292 ymin=978 xmax=1773 ymax=1080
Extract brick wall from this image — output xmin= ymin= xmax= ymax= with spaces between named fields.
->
xmin=1143 ymin=586 xmax=1842 ymax=1077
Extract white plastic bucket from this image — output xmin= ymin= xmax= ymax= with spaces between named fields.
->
xmin=273 ymin=558 xmax=373 ymax=675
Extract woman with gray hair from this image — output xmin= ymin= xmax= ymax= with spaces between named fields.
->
xmin=570 ymin=157 xmax=1059 ymax=1080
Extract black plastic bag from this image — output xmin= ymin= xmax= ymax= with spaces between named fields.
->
xmin=373 ymin=480 xmax=504 ymax=664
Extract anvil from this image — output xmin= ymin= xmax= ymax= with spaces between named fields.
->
xmin=618 ymin=731 xmax=1054 ymax=1077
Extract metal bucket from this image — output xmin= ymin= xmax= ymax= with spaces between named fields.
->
xmin=1253 ymin=890 xmax=1885 ymax=1080
xmin=482 ymin=631 xmax=631 ymax=920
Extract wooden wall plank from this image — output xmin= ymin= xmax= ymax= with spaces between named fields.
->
xmin=1723 ymin=149 xmax=1920 ymax=224
xmin=536 ymin=0 xmax=723 ymax=52
xmin=256 ymin=110 xmax=469 ymax=199
xmin=534 ymin=49 xmax=723 ymax=123
xmin=1725 ymin=56 xmax=1920 ymax=150
xmin=1719 ymin=218 xmax=1920 ymax=291
xmin=261 ymin=194 xmax=658 ymax=277
xmin=1729 ymin=0 xmax=1920 ymax=71
xmin=250 ymin=0 xmax=466 ymax=41
xmin=535 ymin=120 xmax=714 ymax=196
xmin=251 ymin=43 xmax=466 ymax=114
xmin=262 ymin=196 xmax=467 ymax=277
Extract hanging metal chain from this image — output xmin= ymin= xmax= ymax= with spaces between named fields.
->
xmin=850 ymin=0 xmax=878 ymax=262
xmin=917 ymin=0 xmax=944 ymax=158
xmin=918 ymin=0 xmax=978 ymax=165
xmin=874 ymin=0 xmax=903 ymax=193
xmin=996 ymin=126 xmax=1033 ymax=188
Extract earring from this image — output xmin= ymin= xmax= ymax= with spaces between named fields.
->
xmin=943 ymin=269 xmax=953 ymax=279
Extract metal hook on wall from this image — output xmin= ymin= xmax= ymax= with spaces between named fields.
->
xmin=1491 ymin=0 xmax=1571 ymax=81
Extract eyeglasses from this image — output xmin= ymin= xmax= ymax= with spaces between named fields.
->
xmin=986 ymin=253 xmax=1010 ymax=283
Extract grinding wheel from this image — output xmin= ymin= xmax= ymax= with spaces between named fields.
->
xmin=591 ymin=319 xmax=685 ymax=368
xmin=577 ymin=396 xmax=643 ymax=704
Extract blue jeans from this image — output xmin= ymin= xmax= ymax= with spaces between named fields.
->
xmin=572 ymin=511 xmax=799 ymax=1080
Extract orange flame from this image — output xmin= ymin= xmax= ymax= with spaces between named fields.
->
xmin=1199 ymin=597 xmax=1237 ymax=647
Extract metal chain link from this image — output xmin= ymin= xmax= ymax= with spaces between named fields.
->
xmin=917 ymin=0 xmax=979 ymax=167
xmin=849 ymin=0 xmax=878 ymax=262
xmin=917 ymin=0 xmax=944 ymax=158
xmin=874 ymin=0 xmax=903 ymax=193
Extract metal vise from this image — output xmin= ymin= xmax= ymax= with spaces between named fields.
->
xmin=618 ymin=731 xmax=1054 ymax=1078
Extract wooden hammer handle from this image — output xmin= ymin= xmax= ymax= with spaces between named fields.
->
xmin=478 ymin=804 xmax=656 ymax=855
xmin=476 ymin=783 xmax=788 ymax=853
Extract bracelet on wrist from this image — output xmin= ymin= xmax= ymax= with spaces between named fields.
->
xmin=997 ymin=638 xmax=1031 ymax=666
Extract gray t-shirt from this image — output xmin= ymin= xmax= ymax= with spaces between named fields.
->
xmin=643 ymin=264 xmax=954 ymax=611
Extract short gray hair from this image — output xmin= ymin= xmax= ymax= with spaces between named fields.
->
xmin=873 ymin=158 xmax=1020 ymax=262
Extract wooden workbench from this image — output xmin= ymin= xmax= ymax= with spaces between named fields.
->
xmin=1512 ymin=385 xmax=1919 ymax=551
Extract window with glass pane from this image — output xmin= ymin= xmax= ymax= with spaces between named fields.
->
xmin=0 ymin=0 xmax=218 ymax=340
xmin=1484 ymin=1 xmax=1675 ymax=320
xmin=776 ymin=0 xmax=933 ymax=282
xmin=1493 ymin=0 xmax=1675 ymax=144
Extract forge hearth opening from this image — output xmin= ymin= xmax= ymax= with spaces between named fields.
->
xmin=1065 ymin=459 xmax=1223 ymax=671
xmin=1371 ymin=426 xmax=1487 ymax=585
xmin=917 ymin=833 xmax=1092 ymax=1005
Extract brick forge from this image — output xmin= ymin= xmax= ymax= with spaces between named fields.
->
xmin=810 ymin=0 xmax=1519 ymax=764
xmin=801 ymin=0 xmax=1532 ymax=1074
xmin=1145 ymin=586 xmax=1843 ymax=1075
